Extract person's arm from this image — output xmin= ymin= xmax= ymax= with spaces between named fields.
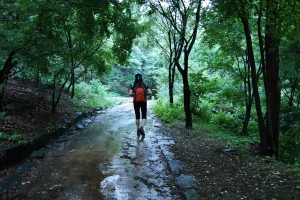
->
xmin=129 ymin=89 xmax=134 ymax=96
xmin=129 ymin=84 xmax=134 ymax=96
xmin=146 ymin=88 xmax=152 ymax=95
xmin=145 ymin=84 xmax=152 ymax=95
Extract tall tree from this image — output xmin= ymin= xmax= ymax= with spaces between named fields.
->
xmin=148 ymin=0 xmax=202 ymax=128
xmin=147 ymin=14 xmax=177 ymax=104
xmin=210 ymin=0 xmax=300 ymax=158
xmin=201 ymin=11 xmax=256 ymax=136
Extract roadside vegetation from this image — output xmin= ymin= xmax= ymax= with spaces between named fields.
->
xmin=153 ymin=98 xmax=300 ymax=172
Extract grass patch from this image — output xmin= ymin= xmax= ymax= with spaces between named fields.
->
xmin=0 ymin=131 xmax=26 ymax=143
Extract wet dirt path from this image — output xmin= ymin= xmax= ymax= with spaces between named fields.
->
xmin=6 ymin=99 xmax=183 ymax=199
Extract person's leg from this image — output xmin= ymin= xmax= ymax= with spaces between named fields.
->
xmin=136 ymin=119 xmax=140 ymax=129
xmin=141 ymin=118 xmax=146 ymax=127
xmin=134 ymin=103 xmax=142 ymax=135
xmin=139 ymin=103 xmax=147 ymax=135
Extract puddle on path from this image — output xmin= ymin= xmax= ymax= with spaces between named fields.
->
xmin=5 ymin=100 xmax=181 ymax=199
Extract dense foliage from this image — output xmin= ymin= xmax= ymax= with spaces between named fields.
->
xmin=0 ymin=0 xmax=141 ymax=113
xmin=139 ymin=0 xmax=300 ymax=166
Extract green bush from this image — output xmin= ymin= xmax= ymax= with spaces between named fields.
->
xmin=0 ymin=132 xmax=23 ymax=142
xmin=0 ymin=132 xmax=7 ymax=140
xmin=192 ymin=101 xmax=213 ymax=121
xmin=279 ymin=107 xmax=300 ymax=166
xmin=279 ymin=126 xmax=300 ymax=166
xmin=153 ymin=101 xmax=185 ymax=123
xmin=75 ymin=79 xmax=114 ymax=110
xmin=211 ymin=111 xmax=240 ymax=134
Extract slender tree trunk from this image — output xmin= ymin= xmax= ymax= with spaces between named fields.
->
xmin=241 ymin=75 xmax=253 ymax=136
xmin=34 ymin=70 xmax=40 ymax=87
xmin=52 ymin=73 xmax=70 ymax=114
xmin=241 ymin=17 xmax=267 ymax=154
xmin=241 ymin=53 xmax=253 ymax=136
xmin=168 ymin=30 xmax=176 ymax=105
xmin=168 ymin=63 xmax=175 ymax=105
xmin=71 ymin=71 xmax=75 ymax=98
xmin=0 ymin=50 xmax=17 ymax=85
xmin=182 ymin=74 xmax=192 ymax=128
xmin=177 ymin=63 xmax=192 ymax=128
xmin=157 ymin=0 xmax=200 ymax=129
xmin=0 ymin=50 xmax=17 ymax=112
xmin=183 ymin=50 xmax=192 ymax=128
xmin=241 ymin=101 xmax=252 ymax=136
xmin=288 ymin=82 xmax=296 ymax=107
xmin=0 ymin=77 xmax=9 ymax=112
xmin=66 ymin=30 xmax=76 ymax=98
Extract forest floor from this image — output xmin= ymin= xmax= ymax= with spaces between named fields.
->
xmin=0 ymin=79 xmax=300 ymax=199
xmin=164 ymin=126 xmax=300 ymax=199
xmin=0 ymin=79 xmax=79 ymax=149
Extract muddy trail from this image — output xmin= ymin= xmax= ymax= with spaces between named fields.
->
xmin=0 ymin=100 xmax=195 ymax=200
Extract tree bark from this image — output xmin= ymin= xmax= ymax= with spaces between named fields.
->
xmin=265 ymin=39 xmax=280 ymax=158
xmin=241 ymin=101 xmax=252 ymax=136
xmin=263 ymin=0 xmax=281 ymax=158
xmin=182 ymin=68 xmax=192 ymax=128
xmin=168 ymin=30 xmax=175 ymax=105
xmin=168 ymin=63 xmax=175 ymax=105
xmin=241 ymin=17 xmax=267 ymax=153
xmin=240 ymin=53 xmax=253 ymax=136
xmin=0 ymin=50 xmax=17 ymax=85
xmin=52 ymin=73 xmax=70 ymax=114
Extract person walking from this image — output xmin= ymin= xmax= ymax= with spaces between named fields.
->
xmin=129 ymin=73 xmax=152 ymax=137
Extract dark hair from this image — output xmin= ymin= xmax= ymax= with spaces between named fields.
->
xmin=135 ymin=73 xmax=143 ymax=83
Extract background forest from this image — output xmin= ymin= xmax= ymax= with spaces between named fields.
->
xmin=1 ymin=0 xmax=300 ymax=169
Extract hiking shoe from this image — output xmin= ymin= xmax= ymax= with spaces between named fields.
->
xmin=139 ymin=126 xmax=145 ymax=136
xmin=137 ymin=129 xmax=141 ymax=137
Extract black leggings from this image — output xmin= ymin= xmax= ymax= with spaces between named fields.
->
xmin=134 ymin=102 xmax=147 ymax=119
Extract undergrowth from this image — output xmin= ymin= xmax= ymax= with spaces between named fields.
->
xmin=152 ymin=100 xmax=300 ymax=171
xmin=74 ymin=79 xmax=115 ymax=110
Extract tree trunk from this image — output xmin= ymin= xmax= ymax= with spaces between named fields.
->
xmin=156 ymin=0 xmax=200 ymax=129
xmin=265 ymin=41 xmax=280 ymax=158
xmin=52 ymin=73 xmax=70 ymax=114
xmin=241 ymin=102 xmax=252 ymax=136
xmin=241 ymin=17 xmax=267 ymax=153
xmin=263 ymin=0 xmax=281 ymax=158
xmin=183 ymin=49 xmax=192 ymax=128
xmin=0 ymin=50 xmax=17 ymax=85
xmin=52 ymin=78 xmax=57 ymax=114
xmin=180 ymin=67 xmax=192 ymax=128
xmin=34 ymin=70 xmax=40 ymax=87
xmin=288 ymin=83 xmax=296 ymax=107
xmin=169 ymin=63 xmax=176 ymax=105
xmin=240 ymin=52 xmax=253 ymax=136
xmin=71 ymin=71 xmax=75 ymax=98
xmin=168 ymin=30 xmax=176 ymax=105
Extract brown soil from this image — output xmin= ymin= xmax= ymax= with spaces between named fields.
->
xmin=0 ymin=79 xmax=79 ymax=148
xmin=165 ymin=125 xmax=300 ymax=199
xmin=1 ymin=79 xmax=300 ymax=199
